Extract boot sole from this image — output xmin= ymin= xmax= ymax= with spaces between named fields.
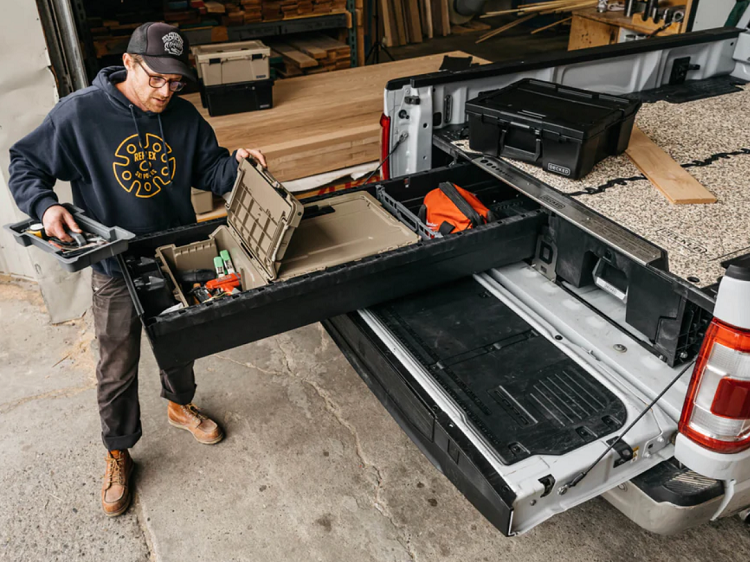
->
xmin=168 ymin=419 xmax=225 ymax=445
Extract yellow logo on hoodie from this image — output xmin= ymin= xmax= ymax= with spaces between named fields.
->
xmin=113 ymin=133 xmax=176 ymax=198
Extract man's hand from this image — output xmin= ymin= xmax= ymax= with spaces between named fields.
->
xmin=236 ymin=148 xmax=267 ymax=168
xmin=42 ymin=205 xmax=82 ymax=243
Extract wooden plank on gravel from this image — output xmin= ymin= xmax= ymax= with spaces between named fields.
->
xmin=626 ymin=126 xmax=717 ymax=204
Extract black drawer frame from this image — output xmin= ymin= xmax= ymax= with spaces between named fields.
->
xmin=121 ymin=162 xmax=546 ymax=370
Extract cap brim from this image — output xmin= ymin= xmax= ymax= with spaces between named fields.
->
xmin=142 ymin=55 xmax=197 ymax=82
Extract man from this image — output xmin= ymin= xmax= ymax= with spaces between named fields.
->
xmin=8 ymin=22 xmax=266 ymax=517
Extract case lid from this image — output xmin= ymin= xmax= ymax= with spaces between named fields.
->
xmin=226 ymin=159 xmax=304 ymax=280
xmin=466 ymin=79 xmax=641 ymax=141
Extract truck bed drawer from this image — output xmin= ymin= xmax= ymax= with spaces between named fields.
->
xmin=121 ymin=162 xmax=545 ymax=369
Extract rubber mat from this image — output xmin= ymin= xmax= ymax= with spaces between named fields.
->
xmin=372 ymin=278 xmax=627 ymax=465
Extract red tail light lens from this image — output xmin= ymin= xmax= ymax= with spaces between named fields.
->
xmin=679 ymin=319 xmax=750 ymax=453
xmin=379 ymin=113 xmax=391 ymax=181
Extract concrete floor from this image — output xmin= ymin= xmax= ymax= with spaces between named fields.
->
xmin=2 ymin=278 xmax=750 ymax=562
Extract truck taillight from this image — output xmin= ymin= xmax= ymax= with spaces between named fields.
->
xmin=380 ymin=113 xmax=391 ymax=181
xmin=679 ymin=319 xmax=750 ymax=453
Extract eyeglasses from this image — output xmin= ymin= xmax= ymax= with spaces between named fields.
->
xmin=137 ymin=61 xmax=186 ymax=92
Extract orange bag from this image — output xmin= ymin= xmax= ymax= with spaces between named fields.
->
xmin=419 ymin=182 xmax=493 ymax=235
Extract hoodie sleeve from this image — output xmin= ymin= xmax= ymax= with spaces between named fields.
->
xmin=191 ymin=115 xmax=240 ymax=196
xmin=8 ymin=114 xmax=82 ymax=222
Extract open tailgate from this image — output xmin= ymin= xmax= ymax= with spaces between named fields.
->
xmin=324 ymin=264 xmax=681 ymax=535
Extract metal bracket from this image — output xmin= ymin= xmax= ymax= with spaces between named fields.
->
xmin=607 ymin=437 xmax=635 ymax=467
xmin=532 ymin=231 xmax=558 ymax=281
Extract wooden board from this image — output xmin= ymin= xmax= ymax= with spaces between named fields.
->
xmin=269 ymin=41 xmax=319 ymax=68
xmin=439 ymin=0 xmax=451 ymax=35
xmin=391 ymin=0 xmax=408 ymax=45
xmin=286 ymin=36 xmax=328 ymax=59
xmin=423 ymin=0 xmax=434 ymax=38
xmin=626 ymin=126 xmax=717 ymax=204
xmin=407 ymin=0 xmax=423 ymax=42
xmin=380 ymin=0 xmax=395 ymax=46
xmin=185 ymin=51 xmax=488 ymax=181
xmin=567 ymin=14 xmax=617 ymax=50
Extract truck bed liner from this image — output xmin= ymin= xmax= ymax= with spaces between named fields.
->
xmin=446 ymin=84 xmax=750 ymax=287
xmin=370 ymin=277 xmax=627 ymax=465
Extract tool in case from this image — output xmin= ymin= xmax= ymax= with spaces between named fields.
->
xmin=466 ymin=79 xmax=641 ymax=179
xmin=4 ymin=203 xmax=135 ymax=272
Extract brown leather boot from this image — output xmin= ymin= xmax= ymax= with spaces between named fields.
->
xmin=101 ymin=449 xmax=134 ymax=517
xmin=167 ymin=402 xmax=224 ymax=445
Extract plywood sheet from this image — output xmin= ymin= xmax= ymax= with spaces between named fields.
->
xmin=568 ymin=14 xmax=617 ymax=50
xmin=186 ymin=51 xmax=489 ymax=181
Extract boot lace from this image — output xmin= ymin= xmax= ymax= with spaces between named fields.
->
xmin=185 ymin=403 xmax=207 ymax=423
xmin=106 ymin=453 xmax=126 ymax=486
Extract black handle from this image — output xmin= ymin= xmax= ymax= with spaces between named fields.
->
xmin=499 ymin=127 xmax=543 ymax=162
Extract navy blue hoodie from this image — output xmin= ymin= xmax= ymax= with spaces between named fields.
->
xmin=8 ymin=66 xmax=239 ymax=276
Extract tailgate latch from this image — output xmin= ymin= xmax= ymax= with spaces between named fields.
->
xmin=607 ymin=436 xmax=635 ymax=468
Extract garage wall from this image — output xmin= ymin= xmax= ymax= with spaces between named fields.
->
xmin=0 ymin=1 xmax=92 ymax=322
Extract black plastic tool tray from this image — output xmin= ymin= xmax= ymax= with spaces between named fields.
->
xmin=5 ymin=203 xmax=135 ymax=272
xmin=466 ymin=79 xmax=641 ymax=179
xmin=121 ymin=162 xmax=546 ymax=370
xmin=203 ymin=78 xmax=274 ymax=117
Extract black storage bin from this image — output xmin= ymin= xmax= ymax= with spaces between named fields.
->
xmin=466 ymin=79 xmax=641 ymax=179
xmin=120 ymin=162 xmax=545 ymax=370
xmin=204 ymin=78 xmax=274 ymax=117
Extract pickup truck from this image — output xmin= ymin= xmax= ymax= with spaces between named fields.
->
xmin=14 ymin=12 xmax=749 ymax=538
xmin=322 ymin=14 xmax=750 ymax=536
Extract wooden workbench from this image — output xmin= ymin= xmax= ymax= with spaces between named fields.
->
xmin=568 ymin=4 xmax=693 ymax=51
xmin=184 ymin=51 xmax=488 ymax=182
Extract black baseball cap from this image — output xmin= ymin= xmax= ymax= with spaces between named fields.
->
xmin=127 ymin=22 xmax=196 ymax=81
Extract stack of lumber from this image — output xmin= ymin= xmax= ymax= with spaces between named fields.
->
xmin=268 ymin=33 xmax=351 ymax=77
xmin=183 ymin=51 xmax=488 ymax=181
xmin=477 ymin=0 xmax=597 ymax=43
xmin=88 ymin=0 xmax=351 ymax=56
xmin=379 ymin=0 xmax=452 ymax=47
xmin=240 ymin=0 xmax=263 ymax=21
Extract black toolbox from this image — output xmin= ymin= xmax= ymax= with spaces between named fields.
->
xmin=466 ymin=79 xmax=641 ymax=179
xmin=203 ymin=78 xmax=274 ymax=117
xmin=120 ymin=162 xmax=546 ymax=370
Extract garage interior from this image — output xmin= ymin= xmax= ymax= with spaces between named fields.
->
xmin=4 ymin=0 xmax=750 ymax=560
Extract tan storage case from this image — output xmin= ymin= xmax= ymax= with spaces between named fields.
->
xmin=193 ymin=40 xmax=271 ymax=86
xmin=190 ymin=188 xmax=214 ymax=215
xmin=157 ymin=160 xmax=418 ymax=306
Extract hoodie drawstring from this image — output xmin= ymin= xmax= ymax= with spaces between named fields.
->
xmin=128 ymin=104 xmax=172 ymax=187
xmin=157 ymin=114 xmax=173 ymax=185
